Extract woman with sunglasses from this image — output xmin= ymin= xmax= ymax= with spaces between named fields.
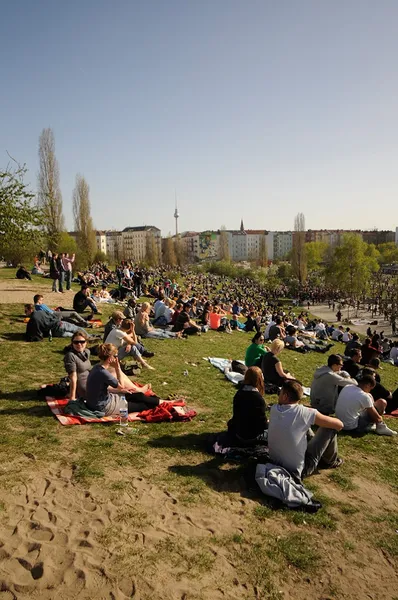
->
xmin=64 ymin=330 xmax=92 ymax=400
xmin=245 ymin=332 xmax=270 ymax=367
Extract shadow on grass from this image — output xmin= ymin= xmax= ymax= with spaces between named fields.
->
xmin=149 ymin=432 xmax=214 ymax=453
xmin=1 ymin=332 xmax=27 ymax=342
xmin=0 ymin=404 xmax=53 ymax=418
xmin=0 ymin=389 xmax=40 ymax=402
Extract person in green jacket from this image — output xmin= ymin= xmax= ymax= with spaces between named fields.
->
xmin=245 ymin=332 xmax=270 ymax=367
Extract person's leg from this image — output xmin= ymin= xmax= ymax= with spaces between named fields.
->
xmin=52 ymin=279 xmax=57 ymax=292
xmin=126 ymin=392 xmax=160 ymax=412
xmin=303 ymin=428 xmax=339 ymax=477
xmin=85 ymin=298 xmax=99 ymax=314
xmin=374 ymin=399 xmax=387 ymax=415
xmin=66 ymin=271 xmax=72 ymax=290
xmin=59 ymin=272 xmax=64 ymax=293
xmin=60 ymin=310 xmax=90 ymax=326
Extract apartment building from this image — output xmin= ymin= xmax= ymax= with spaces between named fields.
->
xmin=122 ymin=226 xmax=161 ymax=261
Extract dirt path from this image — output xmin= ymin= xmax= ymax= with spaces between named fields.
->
xmin=0 ymin=279 xmax=76 ymax=306
xmin=309 ymin=302 xmax=393 ymax=338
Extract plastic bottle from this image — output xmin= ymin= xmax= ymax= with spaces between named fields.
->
xmin=48 ymin=329 xmax=53 ymax=342
xmin=119 ymin=395 xmax=128 ymax=427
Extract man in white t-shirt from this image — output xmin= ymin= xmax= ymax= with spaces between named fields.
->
xmin=268 ymin=380 xmax=344 ymax=481
xmin=335 ymin=376 xmax=397 ymax=436
xmin=105 ymin=319 xmax=154 ymax=370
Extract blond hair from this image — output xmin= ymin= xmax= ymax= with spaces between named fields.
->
xmin=271 ymin=339 xmax=285 ymax=355
xmin=98 ymin=343 xmax=118 ymax=360
xmin=112 ymin=310 xmax=124 ymax=321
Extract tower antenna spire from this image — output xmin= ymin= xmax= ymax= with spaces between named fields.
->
xmin=174 ymin=189 xmax=179 ymax=236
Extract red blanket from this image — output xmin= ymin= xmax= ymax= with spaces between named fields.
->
xmin=45 ymin=397 xmax=196 ymax=425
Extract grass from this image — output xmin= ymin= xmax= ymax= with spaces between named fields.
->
xmin=0 ymin=269 xmax=398 ymax=598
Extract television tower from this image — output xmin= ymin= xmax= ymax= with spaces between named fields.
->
xmin=174 ymin=192 xmax=179 ymax=237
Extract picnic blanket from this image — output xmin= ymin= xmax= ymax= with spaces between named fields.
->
xmin=206 ymin=357 xmax=311 ymax=396
xmin=46 ymin=397 xmax=196 ymax=425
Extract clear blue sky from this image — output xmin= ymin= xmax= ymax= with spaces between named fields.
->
xmin=1 ymin=0 xmax=398 ymax=234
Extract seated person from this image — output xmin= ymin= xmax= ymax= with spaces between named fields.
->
xmin=268 ymin=379 xmax=344 ymax=481
xmin=244 ymin=311 xmax=260 ymax=333
xmin=360 ymin=338 xmax=380 ymax=365
xmin=389 ymin=341 xmax=398 ymax=366
xmin=172 ymin=303 xmax=201 ymax=335
xmin=64 ymin=331 xmax=92 ymax=400
xmin=103 ymin=310 xmax=124 ymax=342
xmin=364 ymin=361 xmax=393 ymax=407
xmin=73 ymin=285 xmax=101 ymax=315
xmin=310 ymin=354 xmax=358 ymax=415
xmin=342 ymin=327 xmax=352 ymax=343
xmin=123 ymin=298 xmax=137 ymax=319
xmin=134 ymin=303 xmax=180 ymax=339
xmin=16 ymin=265 xmax=32 ymax=280
xmin=24 ymin=304 xmax=89 ymax=341
xmin=331 ymin=326 xmax=344 ymax=341
xmin=245 ymin=332 xmax=269 ymax=367
xmin=343 ymin=349 xmax=362 ymax=379
xmin=335 ymin=375 xmax=396 ymax=436
xmin=345 ymin=333 xmax=361 ymax=356
xmin=105 ymin=318 xmax=155 ymax=369
xmin=261 ymin=339 xmax=294 ymax=386
xmin=86 ymin=344 xmax=161 ymax=416
xmin=34 ymin=294 xmax=89 ymax=327
xmin=268 ymin=317 xmax=285 ymax=341
xmin=227 ymin=367 xmax=268 ymax=445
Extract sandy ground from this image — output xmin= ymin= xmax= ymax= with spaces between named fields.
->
xmin=309 ymin=302 xmax=393 ymax=338
xmin=0 ymin=279 xmax=76 ymax=307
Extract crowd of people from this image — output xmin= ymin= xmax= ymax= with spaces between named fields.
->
xmin=21 ymin=261 xmax=398 ymax=492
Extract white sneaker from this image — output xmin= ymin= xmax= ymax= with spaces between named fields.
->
xmin=376 ymin=422 xmax=398 ymax=436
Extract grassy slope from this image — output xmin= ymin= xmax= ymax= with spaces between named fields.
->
xmin=0 ymin=269 xmax=397 ymax=599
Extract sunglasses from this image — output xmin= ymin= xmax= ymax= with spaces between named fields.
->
xmin=73 ymin=340 xmax=86 ymax=345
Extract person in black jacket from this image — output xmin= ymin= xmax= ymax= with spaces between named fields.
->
xmin=227 ymin=366 xmax=268 ymax=445
xmin=24 ymin=304 xmax=89 ymax=341
xmin=343 ymin=349 xmax=362 ymax=379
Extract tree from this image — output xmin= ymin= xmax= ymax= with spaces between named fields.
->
xmin=326 ymin=233 xmax=380 ymax=307
xmin=376 ymin=242 xmax=398 ymax=265
xmin=0 ymin=161 xmax=43 ymax=265
xmin=174 ymin=237 xmax=187 ymax=266
xmin=219 ymin=226 xmax=230 ymax=261
xmin=37 ymin=128 xmax=65 ymax=249
xmin=292 ymin=213 xmax=307 ymax=283
xmin=257 ymin=234 xmax=268 ymax=267
xmin=145 ymin=232 xmax=159 ymax=266
xmin=72 ymin=174 xmax=96 ymax=268
xmin=305 ymin=241 xmax=328 ymax=273
xmin=57 ymin=231 xmax=78 ymax=256
xmin=163 ymin=236 xmax=177 ymax=266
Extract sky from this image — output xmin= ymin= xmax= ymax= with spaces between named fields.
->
xmin=1 ymin=0 xmax=398 ymax=235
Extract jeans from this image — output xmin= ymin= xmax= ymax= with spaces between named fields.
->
xmin=65 ymin=271 xmax=72 ymax=290
xmin=53 ymin=321 xmax=87 ymax=338
xmin=59 ymin=311 xmax=89 ymax=327
xmin=52 ymin=278 xmax=58 ymax=292
xmin=125 ymin=392 xmax=160 ymax=413
xmin=302 ymin=428 xmax=339 ymax=478
xmin=58 ymin=271 xmax=65 ymax=292
xmin=118 ymin=342 xmax=145 ymax=360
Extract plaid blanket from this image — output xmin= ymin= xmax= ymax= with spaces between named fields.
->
xmin=45 ymin=397 xmax=196 ymax=425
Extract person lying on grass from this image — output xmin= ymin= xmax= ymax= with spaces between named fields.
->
xmin=105 ymin=318 xmax=155 ymax=370
xmin=33 ymin=294 xmax=90 ymax=328
xmin=268 ymin=379 xmax=344 ymax=481
xmin=335 ymin=374 xmax=397 ymax=436
xmin=227 ymin=366 xmax=268 ymax=446
xmin=86 ymin=344 xmax=161 ymax=416
xmin=24 ymin=304 xmax=91 ymax=341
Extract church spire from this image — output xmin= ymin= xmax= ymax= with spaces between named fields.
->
xmin=240 ymin=219 xmax=244 ymax=232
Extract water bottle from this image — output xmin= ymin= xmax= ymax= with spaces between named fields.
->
xmin=119 ymin=395 xmax=128 ymax=427
xmin=48 ymin=329 xmax=53 ymax=342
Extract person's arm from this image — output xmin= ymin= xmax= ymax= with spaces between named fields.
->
xmin=332 ymin=372 xmax=358 ymax=387
xmin=69 ymin=372 xmax=78 ymax=400
xmin=275 ymin=360 xmax=293 ymax=379
xmin=314 ymin=412 xmax=344 ymax=430
xmin=366 ymin=405 xmax=383 ymax=423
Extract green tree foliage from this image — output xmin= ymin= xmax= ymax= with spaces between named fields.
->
xmin=257 ymin=235 xmax=268 ymax=267
xmin=37 ymin=128 xmax=65 ymax=249
xmin=326 ymin=233 xmax=380 ymax=300
xmin=0 ymin=163 xmax=43 ymax=265
xmin=72 ymin=174 xmax=96 ymax=269
xmin=376 ymin=242 xmax=398 ymax=265
xmin=305 ymin=241 xmax=328 ymax=272
xmin=57 ymin=231 xmax=78 ymax=256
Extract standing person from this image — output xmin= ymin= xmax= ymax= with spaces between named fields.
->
xmin=50 ymin=252 xmax=60 ymax=292
xmin=57 ymin=253 xmax=66 ymax=293
xmin=62 ymin=253 xmax=75 ymax=291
